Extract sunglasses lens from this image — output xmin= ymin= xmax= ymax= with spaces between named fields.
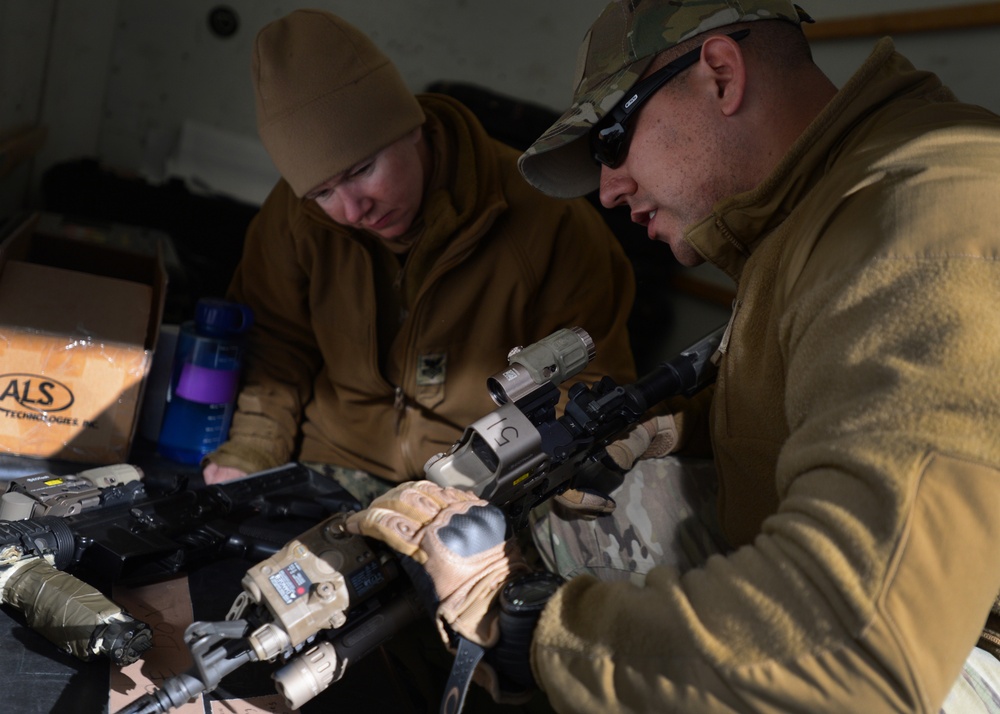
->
xmin=591 ymin=122 xmax=625 ymax=168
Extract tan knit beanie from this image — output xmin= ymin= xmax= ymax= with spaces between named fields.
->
xmin=251 ymin=9 xmax=426 ymax=197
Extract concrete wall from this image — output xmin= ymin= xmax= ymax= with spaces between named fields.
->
xmin=3 ymin=0 xmax=997 ymax=355
xmin=4 ymin=0 xmax=999 ymax=208
xmin=0 ymin=0 xmax=56 ymax=217
xmin=2 ymin=0 xmax=613 ymax=205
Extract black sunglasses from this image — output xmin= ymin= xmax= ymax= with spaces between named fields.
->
xmin=590 ymin=29 xmax=750 ymax=168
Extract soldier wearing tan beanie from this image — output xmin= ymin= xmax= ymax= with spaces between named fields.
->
xmin=251 ymin=9 xmax=425 ymax=200
xmin=201 ymin=9 xmax=638 ymax=513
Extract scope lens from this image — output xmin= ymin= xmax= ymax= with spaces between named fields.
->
xmin=487 ymin=377 xmax=509 ymax=405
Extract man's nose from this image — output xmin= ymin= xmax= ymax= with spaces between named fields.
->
xmin=598 ymin=166 xmax=636 ymax=210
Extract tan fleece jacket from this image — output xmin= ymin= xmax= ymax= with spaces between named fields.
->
xmin=533 ymin=40 xmax=1000 ymax=714
xmin=207 ymin=94 xmax=636 ymax=480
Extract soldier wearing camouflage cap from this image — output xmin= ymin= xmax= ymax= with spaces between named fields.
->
xmin=518 ymin=0 xmax=812 ymax=199
xmin=353 ymin=0 xmax=1000 ymax=711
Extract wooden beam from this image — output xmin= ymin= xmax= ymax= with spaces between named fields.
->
xmin=803 ymin=2 xmax=1000 ymax=40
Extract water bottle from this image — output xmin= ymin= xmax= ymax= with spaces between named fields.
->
xmin=157 ymin=298 xmax=254 ymax=465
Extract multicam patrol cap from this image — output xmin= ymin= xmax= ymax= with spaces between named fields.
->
xmin=517 ymin=0 xmax=811 ymax=198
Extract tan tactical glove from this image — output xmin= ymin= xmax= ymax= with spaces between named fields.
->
xmin=552 ymin=415 xmax=681 ymax=518
xmin=553 ymin=487 xmax=617 ymax=517
xmin=604 ymin=414 xmax=680 ymax=471
xmin=344 ymin=481 xmax=530 ymax=648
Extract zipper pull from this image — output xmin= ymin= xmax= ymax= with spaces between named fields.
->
xmin=711 ymin=298 xmax=741 ymax=366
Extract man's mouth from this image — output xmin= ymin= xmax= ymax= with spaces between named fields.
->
xmin=630 ymin=208 xmax=657 ymax=227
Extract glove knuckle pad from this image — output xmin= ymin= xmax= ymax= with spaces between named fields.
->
xmin=436 ymin=504 xmax=506 ymax=557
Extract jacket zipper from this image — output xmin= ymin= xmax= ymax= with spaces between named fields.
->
xmin=388 ymin=204 xmax=504 ymax=477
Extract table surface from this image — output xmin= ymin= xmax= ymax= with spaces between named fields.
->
xmin=0 ymin=558 xmax=437 ymax=714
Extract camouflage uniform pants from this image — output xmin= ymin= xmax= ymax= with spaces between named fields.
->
xmin=301 ymin=461 xmax=399 ymax=507
xmin=529 ymin=455 xmax=1000 ymax=713
xmin=530 ymin=455 xmax=727 ymax=583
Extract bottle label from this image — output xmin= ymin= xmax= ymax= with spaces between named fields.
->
xmin=175 ymin=364 xmax=240 ymax=405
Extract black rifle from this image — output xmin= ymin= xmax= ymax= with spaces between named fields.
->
xmin=426 ymin=323 xmax=725 ymax=527
xmin=112 ymin=324 xmax=725 ymax=713
xmin=0 ymin=463 xmax=358 ymax=664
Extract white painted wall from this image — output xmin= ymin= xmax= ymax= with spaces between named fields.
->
xmin=4 ymin=0 xmax=613 ymax=204
xmin=2 ymin=0 xmax=999 ymax=209
xmin=810 ymin=28 xmax=1000 ymax=109
xmin=2 ymin=0 xmax=997 ymax=358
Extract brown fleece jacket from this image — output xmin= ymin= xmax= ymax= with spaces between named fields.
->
xmin=207 ymin=94 xmax=637 ymax=480
xmin=533 ymin=40 xmax=1000 ymax=714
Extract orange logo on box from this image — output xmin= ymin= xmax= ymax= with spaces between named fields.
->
xmin=0 ymin=373 xmax=75 ymax=413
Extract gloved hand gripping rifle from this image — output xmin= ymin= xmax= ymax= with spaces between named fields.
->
xmin=113 ymin=324 xmax=726 ymax=714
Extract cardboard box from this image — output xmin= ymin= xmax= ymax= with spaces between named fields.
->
xmin=0 ymin=213 xmax=167 ymax=464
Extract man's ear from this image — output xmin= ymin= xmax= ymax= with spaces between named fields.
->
xmin=698 ymin=33 xmax=747 ymax=117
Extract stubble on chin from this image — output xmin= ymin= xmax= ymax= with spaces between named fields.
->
xmin=667 ymin=235 xmax=705 ymax=267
